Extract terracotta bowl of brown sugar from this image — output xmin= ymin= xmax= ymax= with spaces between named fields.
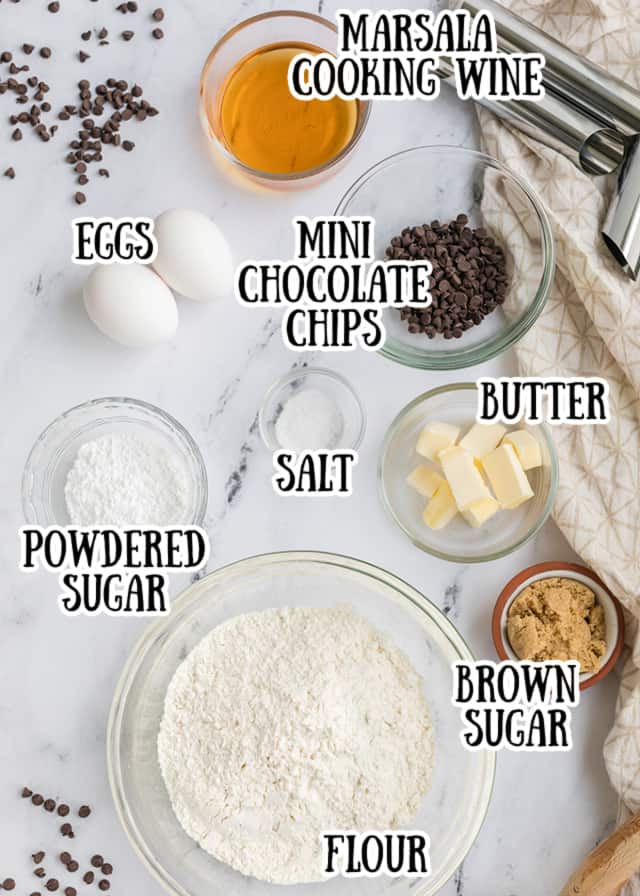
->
xmin=492 ymin=561 xmax=625 ymax=691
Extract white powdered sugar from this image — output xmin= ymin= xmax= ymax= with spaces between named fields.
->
xmin=158 ymin=605 xmax=434 ymax=885
xmin=64 ymin=432 xmax=190 ymax=526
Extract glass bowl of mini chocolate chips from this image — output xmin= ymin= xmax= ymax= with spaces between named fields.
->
xmin=336 ymin=146 xmax=555 ymax=370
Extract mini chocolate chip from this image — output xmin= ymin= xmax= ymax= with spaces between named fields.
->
xmin=22 ymin=786 xmax=33 ymax=797
xmin=101 ymin=864 xmax=112 ymax=876
xmin=33 ymin=852 xmax=46 ymax=864
xmin=39 ymin=47 xmax=52 ymax=59
xmin=152 ymin=7 xmax=164 ymax=20
xmin=74 ymin=191 xmax=86 ymax=205
xmin=64 ymin=889 xmax=76 ymax=896
xmin=79 ymin=51 xmax=90 ymax=62
xmin=45 ymin=882 xmax=58 ymax=893
xmin=3 ymin=167 xmax=15 ymax=178
xmin=152 ymin=27 xmax=163 ymax=39
xmin=48 ymin=1 xmax=60 ymax=10
xmin=97 ymin=27 xmax=108 ymax=39
xmin=34 ymin=870 xmax=46 ymax=879
xmin=0 ymin=52 xmax=12 ymax=63
xmin=22 ymin=43 xmax=34 ymax=54
xmin=126 ymin=1 xmax=137 ymax=9
xmin=44 ymin=798 xmax=56 ymax=812
xmin=122 ymin=139 xmax=134 ymax=151
xmin=81 ymin=31 xmax=91 ymax=41
xmin=82 ymin=872 xmax=94 ymax=885
xmin=78 ymin=805 xmax=91 ymax=818
xmin=59 ymin=853 xmax=71 ymax=866
xmin=32 ymin=792 xmax=44 ymax=804
xmin=77 ymin=175 xmax=88 ymax=185
xmin=122 ymin=30 xmax=134 ymax=40
xmin=2 ymin=880 xmax=15 ymax=891
xmin=60 ymin=823 xmax=72 ymax=836
xmin=57 ymin=803 xmax=69 ymax=817
xmin=97 ymin=883 xmax=109 ymax=892
xmin=90 ymin=857 xmax=103 ymax=869
xmin=98 ymin=168 xmax=109 ymax=177
xmin=66 ymin=861 xmax=79 ymax=873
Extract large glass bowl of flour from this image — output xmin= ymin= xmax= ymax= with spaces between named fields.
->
xmin=108 ymin=551 xmax=495 ymax=896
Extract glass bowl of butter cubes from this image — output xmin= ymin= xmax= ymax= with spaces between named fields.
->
xmin=379 ymin=383 xmax=558 ymax=563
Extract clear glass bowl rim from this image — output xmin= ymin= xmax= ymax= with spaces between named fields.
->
xmin=378 ymin=382 xmax=559 ymax=562
xmin=334 ymin=145 xmax=556 ymax=370
xmin=199 ymin=10 xmax=372 ymax=183
xmin=258 ymin=366 xmax=367 ymax=451
xmin=21 ymin=396 xmax=208 ymax=527
xmin=106 ymin=549 xmax=496 ymax=896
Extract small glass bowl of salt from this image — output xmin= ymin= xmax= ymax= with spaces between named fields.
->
xmin=259 ymin=367 xmax=366 ymax=453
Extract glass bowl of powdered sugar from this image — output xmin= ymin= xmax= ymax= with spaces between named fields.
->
xmin=22 ymin=397 xmax=207 ymax=527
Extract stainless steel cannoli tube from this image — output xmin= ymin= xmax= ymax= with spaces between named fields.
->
xmin=436 ymin=58 xmax=627 ymax=176
xmin=457 ymin=0 xmax=640 ymax=136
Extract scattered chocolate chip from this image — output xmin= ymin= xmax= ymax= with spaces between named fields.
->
xmin=0 ymin=52 xmax=12 ymax=63
xmin=34 ymin=870 xmax=46 ymax=879
xmin=67 ymin=861 xmax=79 ymax=873
xmin=97 ymin=883 xmax=109 ymax=892
xmin=122 ymin=139 xmax=134 ymax=151
xmin=30 ymin=892 xmax=41 ymax=896
xmin=31 ymin=792 xmax=44 ymax=805
xmin=22 ymin=43 xmax=34 ymax=54
xmin=74 ymin=191 xmax=86 ymax=204
xmin=2 ymin=880 xmax=15 ymax=891
xmin=152 ymin=7 xmax=164 ymax=19
xmin=126 ymin=0 xmax=137 ymax=9
xmin=60 ymin=823 xmax=72 ymax=836
xmin=77 ymin=174 xmax=88 ymax=185
xmin=33 ymin=852 xmax=46 ymax=864
xmin=81 ymin=31 xmax=91 ymax=41
xmin=151 ymin=27 xmax=163 ymax=39
xmin=45 ymin=882 xmax=58 ymax=893
xmin=78 ymin=805 xmax=91 ymax=818
xmin=44 ymin=798 xmax=56 ymax=812
xmin=122 ymin=30 xmax=134 ymax=40
xmin=22 ymin=787 xmax=33 ymax=797
xmin=98 ymin=168 xmax=109 ymax=177
xmin=48 ymin=1 xmax=60 ymax=11
xmin=59 ymin=853 xmax=71 ymax=866
xmin=90 ymin=857 xmax=103 ymax=869
xmin=64 ymin=889 xmax=76 ymax=896
xmin=101 ymin=864 xmax=112 ymax=876
xmin=39 ymin=47 xmax=52 ymax=59
xmin=57 ymin=804 xmax=69 ymax=817
xmin=82 ymin=872 xmax=94 ymax=885
xmin=3 ymin=166 xmax=15 ymax=178
xmin=78 ymin=51 xmax=90 ymax=62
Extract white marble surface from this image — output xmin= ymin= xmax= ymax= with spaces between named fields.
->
xmin=0 ymin=0 xmax=620 ymax=893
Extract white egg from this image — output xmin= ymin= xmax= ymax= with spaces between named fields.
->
xmin=152 ymin=207 xmax=234 ymax=302
xmin=83 ymin=263 xmax=179 ymax=348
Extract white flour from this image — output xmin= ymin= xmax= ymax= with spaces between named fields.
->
xmin=158 ymin=605 xmax=435 ymax=885
xmin=64 ymin=432 xmax=190 ymax=526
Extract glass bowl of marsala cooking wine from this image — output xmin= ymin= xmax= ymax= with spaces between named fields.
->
xmin=200 ymin=11 xmax=371 ymax=189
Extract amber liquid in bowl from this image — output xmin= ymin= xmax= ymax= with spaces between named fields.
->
xmin=212 ymin=42 xmax=358 ymax=176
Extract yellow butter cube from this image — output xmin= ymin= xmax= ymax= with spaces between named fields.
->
xmin=459 ymin=422 xmax=507 ymax=459
xmin=416 ymin=421 xmax=460 ymax=461
xmin=439 ymin=446 xmax=492 ymax=511
xmin=501 ymin=430 xmax=542 ymax=471
xmin=462 ymin=496 xmax=501 ymax=528
xmin=406 ymin=465 xmax=444 ymax=499
xmin=482 ymin=444 xmax=534 ymax=509
xmin=423 ymin=481 xmax=458 ymax=530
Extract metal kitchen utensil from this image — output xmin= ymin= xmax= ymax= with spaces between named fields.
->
xmin=437 ymin=58 xmax=627 ymax=177
xmin=459 ymin=0 xmax=640 ymax=137
xmin=445 ymin=0 xmax=640 ymax=278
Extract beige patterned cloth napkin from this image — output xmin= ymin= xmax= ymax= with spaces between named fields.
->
xmin=476 ymin=0 xmax=640 ymax=888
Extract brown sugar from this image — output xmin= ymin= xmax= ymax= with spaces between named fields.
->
xmin=507 ymin=576 xmax=606 ymax=673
